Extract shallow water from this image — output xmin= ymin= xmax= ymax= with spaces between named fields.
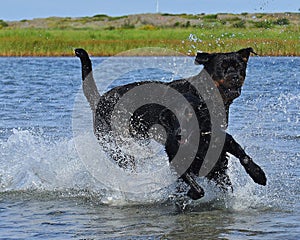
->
xmin=0 ymin=56 xmax=299 ymax=239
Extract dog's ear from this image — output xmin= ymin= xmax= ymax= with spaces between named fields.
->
xmin=237 ymin=48 xmax=258 ymax=63
xmin=194 ymin=52 xmax=215 ymax=65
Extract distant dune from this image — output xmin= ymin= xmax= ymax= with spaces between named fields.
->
xmin=3 ymin=12 xmax=299 ymax=29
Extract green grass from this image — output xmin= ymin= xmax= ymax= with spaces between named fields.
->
xmin=0 ymin=25 xmax=298 ymax=56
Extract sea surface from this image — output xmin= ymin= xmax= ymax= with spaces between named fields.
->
xmin=0 ymin=55 xmax=299 ymax=239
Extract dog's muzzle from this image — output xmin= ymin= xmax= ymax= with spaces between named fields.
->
xmin=223 ymin=87 xmax=242 ymax=101
xmin=221 ymin=75 xmax=244 ymax=100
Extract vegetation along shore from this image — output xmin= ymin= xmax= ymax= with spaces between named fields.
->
xmin=0 ymin=13 xmax=299 ymax=56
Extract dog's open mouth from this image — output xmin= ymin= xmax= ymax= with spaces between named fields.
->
xmin=178 ymin=137 xmax=188 ymax=145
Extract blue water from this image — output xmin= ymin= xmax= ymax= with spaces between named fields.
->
xmin=0 ymin=56 xmax=299 ymax=239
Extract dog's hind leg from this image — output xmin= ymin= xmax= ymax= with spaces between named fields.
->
xmin=96 ymin=132 xmax=136 ymax=171
xmin=207 ymin=171 xmax=233 ymax=192
xmin=206 ymin=152 xmax=233 ymax=192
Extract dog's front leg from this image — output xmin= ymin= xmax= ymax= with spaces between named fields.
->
xmin=165 ymin=138 xmax=205 ymax=200
xmin=224 ymin=133 xmax=267 ymax=186
xmin=181 ymin=172 xmax=205 ymax=200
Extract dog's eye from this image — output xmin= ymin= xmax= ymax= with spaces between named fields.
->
xmin=233 ymin=62 xmax=239 ymax=68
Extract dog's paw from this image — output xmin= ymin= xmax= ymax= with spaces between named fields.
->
xmin=241 ymin=157 xmax=267 ymax=186
xmin=183 ymin=172 xmax=205 ymax=200
xmin=187 ymin=187 xmax=205 ymax=200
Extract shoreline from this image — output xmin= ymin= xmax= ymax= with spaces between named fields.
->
xmin=0 ymin=54 xmax=299 ymax=57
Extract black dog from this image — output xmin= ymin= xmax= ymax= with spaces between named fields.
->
xmin=75 ymin=48 xmax=266 ymax=200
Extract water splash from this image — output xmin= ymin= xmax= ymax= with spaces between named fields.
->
xmin=0 ymin=129 xmax=89 ymax=191
xmin=0 ymin=128 xmax=274 ymax=210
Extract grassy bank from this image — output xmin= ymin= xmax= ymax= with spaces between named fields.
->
xmin=0 ymin=13 xmax=299 ymax=56
xmin=0 ymin=27 xmax=298 ymax=56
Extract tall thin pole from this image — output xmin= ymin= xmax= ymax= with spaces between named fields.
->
xmin=156 ymin=0 xmax=159 ymax=13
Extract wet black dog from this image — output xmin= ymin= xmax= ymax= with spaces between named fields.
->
xmin=75 ymin=48 xmax=266 ymax=200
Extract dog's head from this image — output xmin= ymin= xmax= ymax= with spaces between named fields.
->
xmin=195 ymin=48 xmax=257 ymax=105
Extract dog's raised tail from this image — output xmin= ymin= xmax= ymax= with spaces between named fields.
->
xmin=75 ymin=48 xmax=100 ymax=113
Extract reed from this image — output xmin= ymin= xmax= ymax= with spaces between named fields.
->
xmin=0 ymin=26 xmax=298 ymax=56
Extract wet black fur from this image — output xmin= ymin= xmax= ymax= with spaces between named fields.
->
xmin=75 ymin=48 xmax=266 ymax=200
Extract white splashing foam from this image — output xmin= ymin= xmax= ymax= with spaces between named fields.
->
xmin=0 ymin=129 xmax=271 ymax=208
xmin=0 ymin=129 xmax=174 ymax=204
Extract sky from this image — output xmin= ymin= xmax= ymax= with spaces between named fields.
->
xmin=1 ymin=0 xmax=299 ymax=21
